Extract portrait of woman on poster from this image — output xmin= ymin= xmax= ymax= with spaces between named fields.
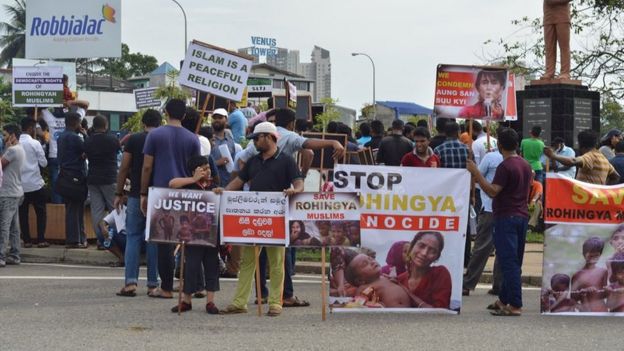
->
xmin=289 ymin=220 xmax=312 ymax=245
xmin=397 ymin=231 xmax=452 ymax=308
xmin=458 ymin=70 xmax=506 ymax=120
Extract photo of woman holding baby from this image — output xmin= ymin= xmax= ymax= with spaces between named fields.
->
xmin=397 ymin=231 xmax=452 ymax=309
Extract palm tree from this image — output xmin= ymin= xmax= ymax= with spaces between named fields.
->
xmin=0 ymin=0 xmax=26 ymax=67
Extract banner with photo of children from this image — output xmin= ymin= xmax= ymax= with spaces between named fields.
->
xmin=542 ymin=174 xmax=624 ymax=316
xmin=288 ymin=192 xmax=360 ymax=247
xmin=330 ymin=165 xmax=470 ymax=313
xmin=145 ymin=187 xmax=220 ymax=247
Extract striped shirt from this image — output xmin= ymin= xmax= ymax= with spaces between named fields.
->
xmin=575 ymin=149 xmax=617 ymax=185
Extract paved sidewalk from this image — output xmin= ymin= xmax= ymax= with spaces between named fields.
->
xmin=19 ymin=243 xmax=545 ymax=286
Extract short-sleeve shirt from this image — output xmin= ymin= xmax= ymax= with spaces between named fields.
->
xmin=238 ymin=148 xmax=302 ymax=192
xmin=400 ymin=149 xmax=440 ymax=168
xmin=210 ymin=133 xmax=237 ymax=187
xmin=143 ymin=125 xmax=200 ymax=188
xmin=575 ymin=149 xmax=617 ymax=185
xmin=521 ymin=138 xmax=545 ymax=171
xmin=237 ymin=126 xmax=307 ymax=164
xmin=472 ymin=134 xmax=498 ymax=166
xmin=41 ymin=108 xmax=85 ymax=158
xmin=58 ymin=129 xmax=86 ymax=178
xmin=376 ymin=134 xmax=414 ymax=166
xmin=434 ymin=139 xmax=469 ymax=169
xmin=84 ymin=132 xmax=120 ymax=185
xmin=478 ymin=151 xmax=503 ymax=212
xmin=124 ymin=132 xmax=147 ymax=198
xmin=227 ymin=109 xmax=248 ymax=143
xmin=492 ymin=156 xmax=532 ymax=218
xmin=0 ymin=145 xmax=25 ymax=197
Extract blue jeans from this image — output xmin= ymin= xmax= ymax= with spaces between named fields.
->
xmin=124 ymin=197 xmax=158 ymax=288
xmin=256 ymin=247 xmax=294 ymax=299
xmin=534 ymin=170 xmax=545 ymax=184
xmin=48 ymin=158 xmax=62 ymax=204
xmin=0 ymin=197 xmax=21 ymax=262
xmin=493 ymin=216 xmax=528 ymax=308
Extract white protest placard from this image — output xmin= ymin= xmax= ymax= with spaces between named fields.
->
xmin=146 ymin=187 xmax=220 ymax=247
xmin=25 ymin=0 xmax=122 ymax=59
xmin=220 ymin=191 xmax=289 ymax=246
xmin=12 ymin=66 xmax=63 ymax=107
xmin=288 ymin=192 xmax=361 ymax=247
xmin=13 ymin=58 xmax=77 ymax=94
xmin=179 ymin=40 xmax=253 ymax=101
xmin=134 ymin=87 xmax=161 ymax=109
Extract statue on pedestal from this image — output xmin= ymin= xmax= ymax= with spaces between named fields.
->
xmin=542 ymin=0 xmax=572 ymax=80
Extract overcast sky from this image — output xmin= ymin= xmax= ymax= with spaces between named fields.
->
xmin=2 ymin=0 xmax=546 ymax=111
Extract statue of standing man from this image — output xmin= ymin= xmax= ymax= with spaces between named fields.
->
xmin=542 ymin=0 xmax=572 ymax=80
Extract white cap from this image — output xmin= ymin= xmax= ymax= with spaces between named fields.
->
xmin=213 ymin=108 xmax=228 ymax=117
xmin=246 ymin=121 xmax=280 ymax=140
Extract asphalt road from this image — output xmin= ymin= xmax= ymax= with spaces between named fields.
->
xmin=0 ymin=263 xmax=620 ymax=351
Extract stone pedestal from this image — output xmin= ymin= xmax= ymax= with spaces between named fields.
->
xmin=511 ymin=83 xmax=600 ymax=149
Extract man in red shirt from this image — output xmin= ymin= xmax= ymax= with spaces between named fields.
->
xmin=400 ymin=127 xmax=440 ymax=168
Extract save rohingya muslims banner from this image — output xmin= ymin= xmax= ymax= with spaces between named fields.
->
xmin=433 ymin=64 xmax=516 ymax=121
xmin=542 ymin=173 xmax=624 ymax=316
xmin=25 ymin=0 xmax=122 ymax=59
xmin=288 ymin=192 xmax=361 ymax=247
xmin=145 ymin=187 xmax=219 ymax=247
xmin=330 ymin=165 xmax=470 ymax=313
xmin=179 ymin=40 xmax=254 ymax=102
xmin=220 ymin=191 xmax=289 ymax=246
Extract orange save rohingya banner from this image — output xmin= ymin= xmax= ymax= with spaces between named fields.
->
xmin=545 ymin=173 xmax=624 ymax=225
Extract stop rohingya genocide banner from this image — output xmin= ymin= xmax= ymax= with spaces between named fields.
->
xmin=542 ymin=173 xmax=624 ymax=316
xmin=329 ymin=165 xmax=470 ymax=313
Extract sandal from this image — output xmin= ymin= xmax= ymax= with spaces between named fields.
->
xmin=283 ymin=296 xmax=310 ymax=307
xmin=490 ymin=306 xmax=521 ymax=316
xmin=267 ymin=304 xmax=282 ymax=317
xmin=171 ymin=302 xmax=192 ymax=313
xmin=116 ymin=285 xmax=137 ymax=297
xmin=219 ymin=304 xmax=248 ymax=315
xmin=37 ymin=242 xmax=50 ymax=248
xmin=254 ymin=297 xmax=267 ymax=305
xmin=148 ymin=288 xmax=174 ymax=299
xmin=193 ymin=290 xmax=207 ymax=298
xmin=486 ymin=300 xmax=505 ymax=311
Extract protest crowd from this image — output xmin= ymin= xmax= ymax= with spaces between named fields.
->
xmin=1 ymin=83 xmax=623 ymax=318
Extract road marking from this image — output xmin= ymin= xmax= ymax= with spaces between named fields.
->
xmin=0 ymin=276 xmax=324 ymax=284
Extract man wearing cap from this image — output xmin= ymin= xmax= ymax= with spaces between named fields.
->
xmin=210 ymin=108 xmax=237 ymax=187
xmin=219 ymin=122 xmax=304 ymax=317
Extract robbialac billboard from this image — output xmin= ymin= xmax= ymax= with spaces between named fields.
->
xmin=25 ymin=0 xmax=121 ymax=59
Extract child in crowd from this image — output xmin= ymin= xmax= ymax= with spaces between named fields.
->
xmin=547 ymin=273 xmax=576 ymax=313
xmin=606 ymin=252 xmax=624 ymax=312
xmin=571 ymin=237 xmax=608 ymax=312
xmin=168 ymin=155 xmax=221 ymax=314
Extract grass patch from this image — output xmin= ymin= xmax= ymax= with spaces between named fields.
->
xmin=526 ymin=230 xmax=544 ymax=243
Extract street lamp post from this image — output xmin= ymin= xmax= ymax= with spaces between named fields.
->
xmin=170 ymin=0 xmax=188 ymax=56
xmin=351 ymin=52 xmax=376 ymax=120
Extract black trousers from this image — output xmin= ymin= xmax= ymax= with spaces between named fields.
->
xmin=64 ymin=198 xmax=85 ymax=245
xmin=183 ymin=245 xmax=220 ymax=294
xmin=19 ymin=187 xmax=47 ymax=243
xmin=158 ymin=243 xmax=175 ymax=291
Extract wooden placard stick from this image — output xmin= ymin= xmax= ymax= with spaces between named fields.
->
xmin=321 ymin=246 xmax=327 ymax=321
xmin=254 ymin=245 xmax=263 ymax=317
xmin=485 ymin=120 xmax=491 ymax=150
xmin=196 ymin=93 xmax=211 ymax=134
xmin=177 ymin=241 xmax=186 ymax=316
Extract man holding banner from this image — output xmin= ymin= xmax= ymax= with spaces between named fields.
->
xmin=467 ymin=128 xmax=532 ymax=316
xmin=219 ymin=122 xmax=304 ymax=317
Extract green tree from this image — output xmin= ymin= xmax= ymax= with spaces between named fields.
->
xmin=600 ymin=99 xmax=624 ymax=131
xmin=361 ymin=103 xmax=374 ymax=119
xmin=74 ymin=44 xmax=158 ymax=80
xmin=314 ymin=97 xmax=340 ymax=132
xmin=484 ymin=1 xmax=624 ymax=99
xmin=0 ymin=77 xmax=15 ymax=124
xmin=0 ymin=0 xmax=25 ymax=67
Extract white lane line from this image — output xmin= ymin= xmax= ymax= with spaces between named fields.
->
xmin=21 ymin=263 xmax=123 ymax=270
xmin=0 ymin=276 xmax=324 ymax=284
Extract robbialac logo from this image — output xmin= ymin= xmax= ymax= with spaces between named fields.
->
xmin=30 ymin=4 xmax=116 ymax=36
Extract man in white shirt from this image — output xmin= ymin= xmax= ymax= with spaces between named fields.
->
xmin=18 ymin=118 xmax=49 ymax=248
xmin=1 ymin=124 xmax=25 ymax=267
xmin=550 ymin=137 xmax=576 ymax=178
xmin=472 ymin=121 xmax=498 ymax=166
